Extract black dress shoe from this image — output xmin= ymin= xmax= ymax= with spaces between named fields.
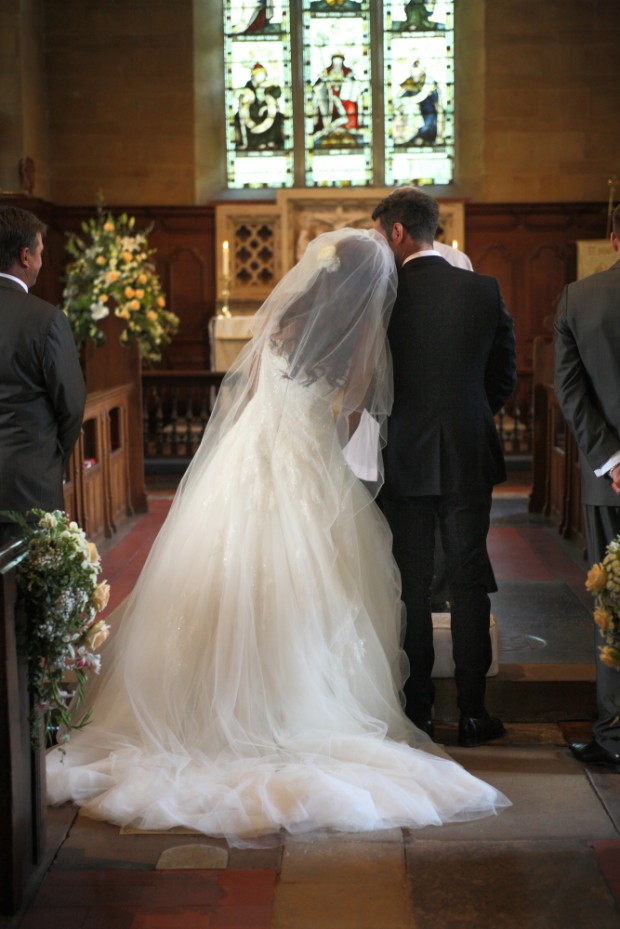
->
xmin=570 ymin=740 xmax=620 ymax=771
xmin=411 ymin=718 xmax=435 ymax=740
xmin=458 ymin=711 xmax=505 ymax=747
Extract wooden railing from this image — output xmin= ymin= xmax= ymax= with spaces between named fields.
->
xmin=142 ymin=369 xmax=534 ymax=469
xmin=142 ymin=371 xmax=225 ymax=468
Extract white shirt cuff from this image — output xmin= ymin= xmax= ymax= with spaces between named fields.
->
xmin=595 ymin=452 xmax=620 ymax=478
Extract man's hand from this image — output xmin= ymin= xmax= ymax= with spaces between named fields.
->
xmin=611 ymin=463 xmax=620 ymax=494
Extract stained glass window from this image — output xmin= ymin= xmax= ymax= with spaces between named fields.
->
xmin=384 ymin=1 xmax=454 ymax=186
xmin=302 ymin=0 xmax=372 ymax=187
xmin=223 ymin=2 xmax=294 ymax=188
xmin=222 ymin=1 xmax=455 ymax=189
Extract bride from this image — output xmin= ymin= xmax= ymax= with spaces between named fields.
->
xmin=47 ymin=228 xmax=509 ymax=842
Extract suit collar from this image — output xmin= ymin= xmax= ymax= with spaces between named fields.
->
xmin=0 ymin=273 xmax=28 ymax=293
xmin=399 ymin=255 xmax=449 ymax=270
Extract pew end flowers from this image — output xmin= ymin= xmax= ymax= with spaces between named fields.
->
xmin=587 ymin=534 xmax=620 ymax=669
xmin=4 ymin=508 xmax=111 ymax=748
xmin=61 ymin=206 xmax=179 ymax=365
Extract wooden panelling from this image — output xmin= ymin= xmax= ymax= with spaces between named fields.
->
xmin=466 ymin=202 xmax=608 ymax=372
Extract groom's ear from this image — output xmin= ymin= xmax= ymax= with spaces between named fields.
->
xmin=391 ymin=222 xmax=407 ymax=247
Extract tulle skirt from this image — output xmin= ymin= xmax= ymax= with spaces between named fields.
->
xmin=47 ymin=387 xmax=509 ymax=843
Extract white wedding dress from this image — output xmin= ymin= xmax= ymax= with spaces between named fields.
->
xmin=47 ymin=345 xmax=509 ymax=842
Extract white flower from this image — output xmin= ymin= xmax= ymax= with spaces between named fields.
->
xmin=91 ymin=302 xmax=110 ymax=321
xmin=317 ymin=245 xmax=340 ymax=273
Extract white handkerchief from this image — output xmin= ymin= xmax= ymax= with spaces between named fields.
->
xmin=343 ymin=409 xmax=381 ymax=481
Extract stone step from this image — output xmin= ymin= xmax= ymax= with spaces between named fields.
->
xmin=432 ymin=663 xmax=596 ymax=723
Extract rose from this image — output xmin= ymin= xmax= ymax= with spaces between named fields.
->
xmin=91 ymin=303 xmax=110 ymax=321
xmin=86 ymin=541 xmax=100 ymax=564
xmin=84 ymin=619 xmax=110 ymax=651
xmin=92 ymin=581 xmax=111 ymax=612
xmin=586 ymin=563 xmax=608 ymax=592
xmin=600 ymin=645 xmax=620 ymax=669
xmin=594 ymin=608 xmax=613 ymax=634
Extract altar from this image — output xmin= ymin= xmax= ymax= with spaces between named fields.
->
xmin=210 ymin=313 xmax=255 ymax=371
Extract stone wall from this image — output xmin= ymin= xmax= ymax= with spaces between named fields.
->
xmin=1 ymin=0 xmax=618 ymax=205
xmin=43 ymin=0 xmax=198 ymax=205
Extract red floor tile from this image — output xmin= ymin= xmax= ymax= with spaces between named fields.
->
xmin=488 ymin=526 xmax=557 ymax=581
xmin=24 ymin=870 xmax=276 ymax=929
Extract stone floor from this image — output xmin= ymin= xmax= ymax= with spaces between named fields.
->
xmin=6 ymin=477 xmax=620 ymax=929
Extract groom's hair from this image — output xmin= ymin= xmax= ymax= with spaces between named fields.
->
xmin=0 ymin=206 xmax=46 ymax=271
xmin=372 ymin=187 xmax=439 ymax=246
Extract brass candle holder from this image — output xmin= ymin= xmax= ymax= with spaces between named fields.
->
xmin=219 ymin=272 xmax=231 ymax=318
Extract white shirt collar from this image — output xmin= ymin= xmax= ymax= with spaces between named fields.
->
xmin=402 ymin=249 xmax=442 ymax=267
xmin=0 ymin=272 xmax=28 ymax=293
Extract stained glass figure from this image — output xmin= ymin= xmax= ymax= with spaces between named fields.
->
xmin=385 ymin=1 xmax=454 ymax=187
xmin=303 ymin=0 xmax=372 ymax=186
xmin=225 ymin=1 xmax=293 ymax=187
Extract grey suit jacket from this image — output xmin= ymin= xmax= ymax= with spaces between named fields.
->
xmin=0 ymin=276 xmax=86 ymax=520
xmin=554 ymin=259 xmax=620 ymax=506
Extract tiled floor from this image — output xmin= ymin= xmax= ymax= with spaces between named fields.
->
xmin=6 ymin=476 xmax=620 ymax=928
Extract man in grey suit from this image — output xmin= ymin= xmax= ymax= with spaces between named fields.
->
xmin=372 ymin=187 xmax=516 ymax=746
xmin=0 ymin=206 xmax=86 ymax=547
xmin=554 ymin=203 xmax=620 ymax=770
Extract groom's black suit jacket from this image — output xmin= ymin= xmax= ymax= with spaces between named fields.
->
xmin=384 ymin=256 xmax=516 ymax=497
xmin=0 ymin=276 xmax=86 ymax=521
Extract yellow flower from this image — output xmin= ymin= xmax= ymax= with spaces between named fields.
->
xmin=129 ymin=299 xmax=141 ymax=311
xmin=124 ymin=286 xmax=135 ymax=298
xmin=86 ymin=541 xmax=100 ymax=564
xmin=116 ymin=308 xmax=130 ymax=320
xmin=100 ymin=294 xmax=109 ymax=303
xmin=107 ymin=270 xmax=120 ymax=283
xmin=122 ymin=251 xmax=133 ymax=262
xmin=85 ymin=617 xmax=110 ymax=650
xmin=137 ymin=273 xmax=148 ymax=284
xmin=586 ymin=563 xmax=607 ymax=592
xmin=103 ymin=221 xmax=115 ymax=232
xmin=96 ymin=255 xmax=106 ymax=266
xmin=600 ymin=646 xmax=620 ymax=669
xmin=147 ymin=310 xmax=158 ymax=322
xmin=134 ymin=288 xmax=144 ymax=299
xmin=156 ymin=296 xmax=166 ymax=308
xmin=594 ymin=608 xmax=613 ymax=633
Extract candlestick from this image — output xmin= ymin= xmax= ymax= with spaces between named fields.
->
xmin=220 ymin=240 xmax=231 ymax=317
xmin=451 ymin=239 xmax=459 ymax=251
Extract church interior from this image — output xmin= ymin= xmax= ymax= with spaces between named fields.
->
xmin=2 ymin=0 xmax=620 ymax=926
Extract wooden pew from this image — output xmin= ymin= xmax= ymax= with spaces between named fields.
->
xmin=0 ymin=538 xmax=46 ymax=916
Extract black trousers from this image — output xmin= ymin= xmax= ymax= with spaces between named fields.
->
xmin=381 ymin=490 xmax=497 ymax=719
xmin=583 ymin=504 xmax=620 ymax=754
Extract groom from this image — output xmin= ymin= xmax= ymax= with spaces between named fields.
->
xmin=372 ymin=188 xmax=516 ymax=746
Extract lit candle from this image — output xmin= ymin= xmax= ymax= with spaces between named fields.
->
xmin=451 ymin=239 xmax=459 ymax=251
xmin=222 ymin=240 xmax=230 ymax=278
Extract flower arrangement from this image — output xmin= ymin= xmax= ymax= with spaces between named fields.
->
xmin=61 ymin=206 xmax=180 ymax=365
xmin=5 ymin=509 xmax=111 ymax=747
xmin=586 ymin=533 xmax=620 ymax=669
